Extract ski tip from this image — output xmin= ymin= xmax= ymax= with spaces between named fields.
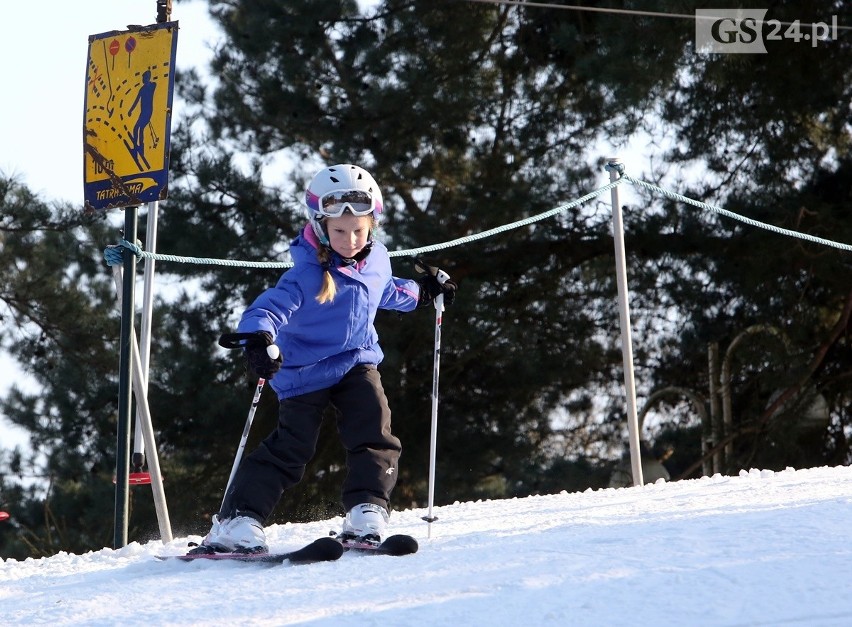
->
xmin=157 ymin=538 xmax=344 ymax=565
xmin=380 ymin=534 xmax=419 ymax=556
xmin=288 ymin=536 xmax=344 ymax=563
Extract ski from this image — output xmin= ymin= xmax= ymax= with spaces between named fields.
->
xmin=337 ymin=533 xmax=419 ymax=557
xmin=157 ymin=536 xmax=344 ymax=565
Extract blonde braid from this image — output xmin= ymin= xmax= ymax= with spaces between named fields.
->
xmin=316 ymin=246 xmax=337 ymax=304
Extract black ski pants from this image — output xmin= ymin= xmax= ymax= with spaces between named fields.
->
xmin=220 ymin=364 xmax=401 ymax=523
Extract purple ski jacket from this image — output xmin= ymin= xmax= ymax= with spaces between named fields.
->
xmin=236 ymin=226 xmax=420 ymax=399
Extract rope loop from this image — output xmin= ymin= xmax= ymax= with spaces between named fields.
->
xmin=103 ymin=239 xmax=144 ymax=266
xmin=605 ymin=161 xmax=625 ymax=177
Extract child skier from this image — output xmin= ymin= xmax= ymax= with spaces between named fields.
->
xmin=193 ymin=164 xmax=457 ymax=554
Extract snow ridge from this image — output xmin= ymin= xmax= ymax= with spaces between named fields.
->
xmin=3 ymin=465 xmax=852 ymax=626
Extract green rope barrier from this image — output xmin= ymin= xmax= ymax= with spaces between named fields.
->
xmin=624 ymin=175 xmax=852 ymax=253
xmin=387 ymin=179 xmax=623 ymax=258
xmin=102 ymin=171 xmax=852 ymax=268
xmin=102 ymin=178 xmax=624 ymax=268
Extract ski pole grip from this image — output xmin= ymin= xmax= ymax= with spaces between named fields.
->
xmin=266 ymin=344 xmax=280 ymax=360
xmin=414 ymin=256 xmax=451 ymax=284
xmin=219 ymin=332 xmax=275 ymax=350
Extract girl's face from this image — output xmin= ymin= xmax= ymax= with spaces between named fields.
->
xmin=325 ymin=213 xmax=373 ymax=258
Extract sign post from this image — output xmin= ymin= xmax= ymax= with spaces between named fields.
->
xmin=607 ymin=159 xmax=643 ymax=487
xmin=84 ymin=16 xmax=178 ymax=548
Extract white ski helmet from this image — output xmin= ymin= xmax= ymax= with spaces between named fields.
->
xmin=304 ymin=164 xmax=384 ymax=246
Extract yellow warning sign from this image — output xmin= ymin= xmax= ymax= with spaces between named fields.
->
xmin=84 ymin=22 xmax=178 ymax=211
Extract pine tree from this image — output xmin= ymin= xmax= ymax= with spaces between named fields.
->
xmin=2 ymin=0 xmax=850 ymax=557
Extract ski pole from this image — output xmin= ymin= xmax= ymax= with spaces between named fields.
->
xmin=416 ymin=261 xmax=451 ymax=538
xmin=218 ymin=333 xmax=280 ymax=510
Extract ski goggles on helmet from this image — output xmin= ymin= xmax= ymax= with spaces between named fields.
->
xmin=307 ymin=189 xmax=379 ymax=218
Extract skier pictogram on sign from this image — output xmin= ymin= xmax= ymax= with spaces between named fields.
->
xmin=83 ymin=22 xmax=178 ymax=211
xmin=126 ymin=70 xmax=157 ymax=171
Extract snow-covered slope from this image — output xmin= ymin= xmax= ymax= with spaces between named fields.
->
xmin=3 ymin=465 xmax=852 ymax=626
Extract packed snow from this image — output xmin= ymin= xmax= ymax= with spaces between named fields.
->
xmin=2 ymin=465 xmax=852 ymax=625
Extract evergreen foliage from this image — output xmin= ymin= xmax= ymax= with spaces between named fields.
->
xmin=1 ymin=0 xmax=849 ymax=556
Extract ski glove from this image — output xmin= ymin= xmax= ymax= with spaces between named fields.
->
xmin=244 ymin=331 xmax=283 ymax=380
xmin=417 ymin=273 xmax=458 ymax=308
